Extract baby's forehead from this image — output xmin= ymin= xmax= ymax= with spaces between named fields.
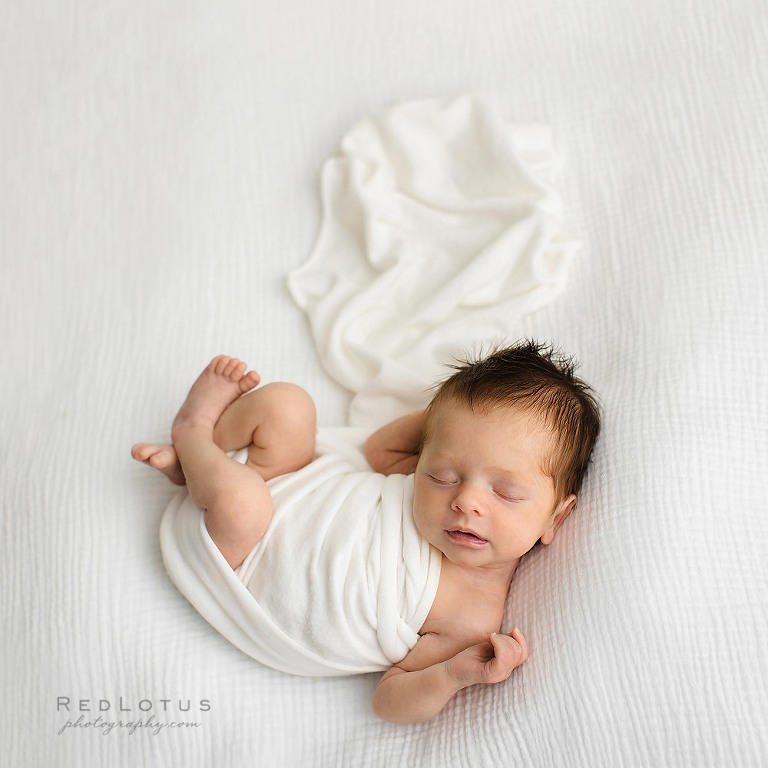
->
xmin=426 ymin=397 xmax=558 ymax=448
xmin=428 ymin=395 xmax=549 ymax=428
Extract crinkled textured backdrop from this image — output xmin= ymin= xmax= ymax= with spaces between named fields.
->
xmin=2 ymin=0 xmax=766 ymax=766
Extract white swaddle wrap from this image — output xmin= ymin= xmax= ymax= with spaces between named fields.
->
xmin=160 ymin=94 xmax=577 ymax=676
xmin=161 ymin=429 xmax=441 ymax=676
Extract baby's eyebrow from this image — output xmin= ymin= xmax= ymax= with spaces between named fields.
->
xmin=488 ymin=468 xmax=530 ymax=489
xmin=422 ymin=452 xmax=456 ymax=464
xmin=487 ymin=465 xmax=519 ymax=479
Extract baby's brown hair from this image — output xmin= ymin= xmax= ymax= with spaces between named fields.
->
xmin=426 ymin=340 xmax=601 ymax=502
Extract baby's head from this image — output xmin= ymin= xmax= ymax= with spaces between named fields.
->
xmin=413 ymin=341 xmax=600 ymax=567
xmin=425 ymin=340 xmax=601 ymax=504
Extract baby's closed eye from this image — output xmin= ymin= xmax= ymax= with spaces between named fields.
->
xmin=428 ymin=473 xmax=459 ymax=485
xmin=492 ymin=487 xmax=524 ymax=502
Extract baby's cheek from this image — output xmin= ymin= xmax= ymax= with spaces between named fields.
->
xmin=411 ymin=502 xmax=427 ymax=537
xmin=411 ymin=493 xmax=435 ymax=541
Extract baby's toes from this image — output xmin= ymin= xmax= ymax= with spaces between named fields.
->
xmin=239 ymin=370 xmax=261 ymax=393
xmin=230 ymin=361 xmax=247 ymax=381
xmin=148 ymin=449 xmax=174 ymax=469
xmin=218 ymin=357 xmax=241 ymax=378
xmin=131 ymin=443 xmax=154 ymax=461
xmin=208 ymin=355 xmax=230 ymax=374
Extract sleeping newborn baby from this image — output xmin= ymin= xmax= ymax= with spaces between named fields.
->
xmin=131 ymin=341 xmax=600 ymax=723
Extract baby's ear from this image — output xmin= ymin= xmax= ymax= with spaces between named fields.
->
xmin=540 ymin=494 xmax=577 ymax=546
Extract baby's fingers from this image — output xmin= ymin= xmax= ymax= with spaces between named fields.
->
xmin=507 ymin=627 xmax=529 ymax=662
xmin=485 ymin=630 xmax=528 ymax=682
xmin=489 ymin=631 xmax=519 ymax=659
xmin=489 ymin=629 xmax=528 ymax=664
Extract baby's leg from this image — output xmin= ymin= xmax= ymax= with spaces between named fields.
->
xmin=170 ymin=356 xmax=314 ymax=570
xmin=213 ymin=381 xmax=316 ymax=482
xmin=132 ymin=380 xmax=316 ymax=486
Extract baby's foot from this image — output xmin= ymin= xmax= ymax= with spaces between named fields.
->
xmin=131 ymin=443 xmax=186 ymax=485
xmin=171 ymin=355 xmax=260 ymax=441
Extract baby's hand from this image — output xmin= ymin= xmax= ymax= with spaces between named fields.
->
xmin=445 ymin=628 xmax=529 ymax=689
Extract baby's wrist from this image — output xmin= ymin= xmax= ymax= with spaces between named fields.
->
xmin=441 ymin=658 xmax=470 ymax=692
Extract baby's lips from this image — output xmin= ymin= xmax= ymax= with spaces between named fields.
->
xmin=447 ymin=527 xmax=487 ymax=542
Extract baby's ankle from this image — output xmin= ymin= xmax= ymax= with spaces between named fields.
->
xmin=171 ymin=418 xmax=216 ymax=445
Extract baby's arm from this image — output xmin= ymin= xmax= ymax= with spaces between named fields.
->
xmin=364 ymin=411 xmax=427 ymax=475
xmin=371 ymin=629 xmax=529 ymax=724
xmin=365 ymin=411 xmax=427 ymax=475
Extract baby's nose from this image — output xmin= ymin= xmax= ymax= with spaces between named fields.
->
xmin=451 ymin=484 xmax=485 ymax=515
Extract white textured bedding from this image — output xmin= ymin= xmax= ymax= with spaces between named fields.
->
xmin=3 ymin=1 xmax=767 ymax=767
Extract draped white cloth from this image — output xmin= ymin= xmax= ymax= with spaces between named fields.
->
xmin=288 ymin=94 xmax=580 ymax=427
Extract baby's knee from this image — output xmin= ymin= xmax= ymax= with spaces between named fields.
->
xmin=259 ymin=382 xmax=317 ymax=433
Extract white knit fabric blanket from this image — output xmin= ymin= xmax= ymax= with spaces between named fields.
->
xmin=6 ymin=3 xmax=768 ymax=765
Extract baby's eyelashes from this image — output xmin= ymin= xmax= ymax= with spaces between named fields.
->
xmin=493 ymin=488 xmax=524 ymax=502
xmin=428 ymin=473 xmax=459 ymax=485
xmin=425 ymin=472 xmax=524 ymax=502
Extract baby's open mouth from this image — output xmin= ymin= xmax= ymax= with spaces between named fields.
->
xmin=446 ymin=529 xmax=487 ymax=545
